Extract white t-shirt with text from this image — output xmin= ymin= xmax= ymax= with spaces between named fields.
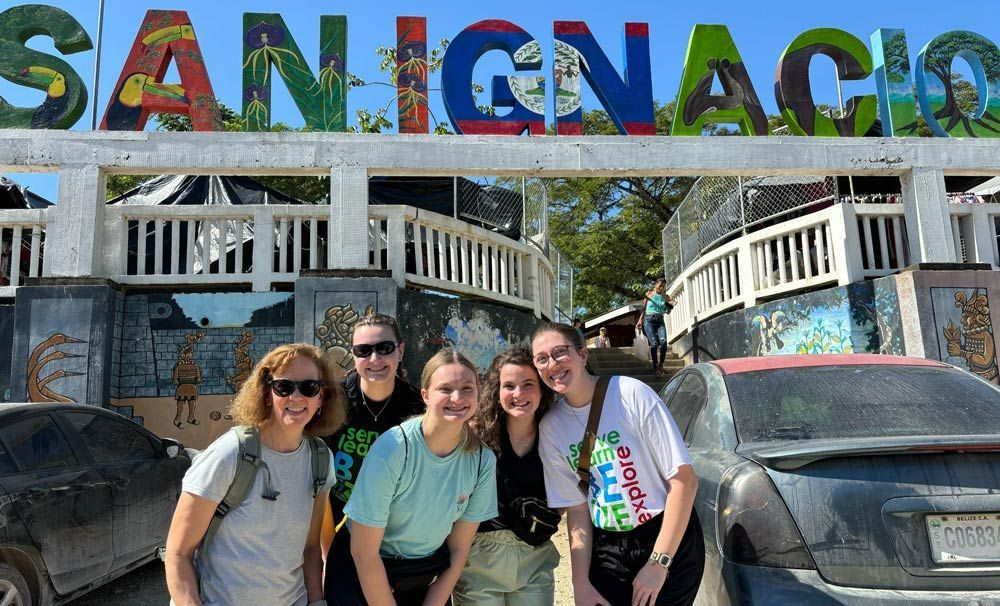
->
xmin=538 ymin=376 xmax=691 ymax=532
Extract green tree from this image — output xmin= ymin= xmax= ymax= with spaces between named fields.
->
xmin=538 ymin=102 xmax=698 ymax=316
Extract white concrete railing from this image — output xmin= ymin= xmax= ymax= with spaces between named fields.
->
xmin=666 ymin=201 xmax=1000 ymax=342
xmin=99 ymin=204 xmax=553 ymax=318
xmin=0 ymin=208 xmax=53 ymax=297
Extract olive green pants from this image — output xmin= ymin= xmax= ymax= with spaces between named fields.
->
xmin=453 ymin=530 xmax=560 ymax=606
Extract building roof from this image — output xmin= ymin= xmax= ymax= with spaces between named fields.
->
xmin=710 ymin=354 xmax=946 ymax=375
xmin=584 ymin=301 xmax=642 ymax=329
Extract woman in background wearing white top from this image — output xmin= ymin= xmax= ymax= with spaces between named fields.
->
xmin=531 ymin=323 xmax=704 ymax=606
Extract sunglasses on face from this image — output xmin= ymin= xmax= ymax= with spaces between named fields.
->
xmin=269 ymin=379 xmax=324 ymax=398
xmin=351 ymin=340 xmax=397 ymax=358
xmin=533 ymin=346 xmax=574 ymax=368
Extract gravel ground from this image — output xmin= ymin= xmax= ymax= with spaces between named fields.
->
xmin=68 ymin=525 xmax=577 ymax=605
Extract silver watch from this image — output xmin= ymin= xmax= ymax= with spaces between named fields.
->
xmin=649 ymin=551 xmax=672 ymax=569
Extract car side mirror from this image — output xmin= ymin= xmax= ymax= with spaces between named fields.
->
xmin=163 ymin=438 xmax=182 ymax=459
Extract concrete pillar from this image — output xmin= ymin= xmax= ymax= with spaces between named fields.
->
xmin=385 ymin=209 xmax=407 ymax=286
xmin=10 ymin=279 xmax=120 ymax=406
xmin=330 ymin=165 xmax=370 ymax=269
xmin=899 ymin=168 xmax=956 ymax=263
xmin=828 ymin=203 xmax=865 ymax=285
xmin=47 ymin=165 xmax=107 ymax=277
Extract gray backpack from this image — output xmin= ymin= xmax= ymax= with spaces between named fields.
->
xmin=202 ymin=425 xmax=330 ymax=550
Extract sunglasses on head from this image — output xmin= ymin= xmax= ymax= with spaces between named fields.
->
xmin=269 ymin=378 xmax=324 ymax=398
xmin=351 ymin=340 xmax=397 ymax=358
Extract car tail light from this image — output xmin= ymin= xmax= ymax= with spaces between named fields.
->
xmin=717 ymin=460 xmax=816 ymax=569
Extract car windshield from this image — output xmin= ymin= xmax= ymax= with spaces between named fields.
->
xmin=724 ymin=365 xmax=1000 ymax=443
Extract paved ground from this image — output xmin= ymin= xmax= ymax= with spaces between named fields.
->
xmin=69 ymin=524 xmax=577 ymax=605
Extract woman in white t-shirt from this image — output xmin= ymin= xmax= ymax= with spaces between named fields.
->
xmin=532 ymin=323 xmax=704 ymax=606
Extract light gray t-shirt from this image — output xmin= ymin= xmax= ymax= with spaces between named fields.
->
xmin=181 ymin=429 xmax=335 ymax=606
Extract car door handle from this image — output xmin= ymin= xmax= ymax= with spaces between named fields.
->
xmin=26 ymin=488 xmax=48 ymax=498
xmin=110 ymin=476 xmax=130 ymax=488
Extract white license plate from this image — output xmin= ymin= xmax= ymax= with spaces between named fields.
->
xmin=926 ymin=513 xmax=1000 ymax=564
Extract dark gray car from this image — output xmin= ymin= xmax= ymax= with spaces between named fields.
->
xmin=0 ymin=403 xmax=190 ymax=605
xmin=659 ymin=354 xmax=1000 ymax=605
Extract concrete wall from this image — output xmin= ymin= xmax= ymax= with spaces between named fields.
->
xmin=397 ymin=288 xmax=542 ymax=381
xmin=673 ymin=275 xmax=904 ymax=363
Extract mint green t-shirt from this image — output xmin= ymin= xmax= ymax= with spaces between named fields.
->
xmin=344 ymin=417 xmax=498 ymax=558
xmin=645 ymin=293 xmax=667 ymax=315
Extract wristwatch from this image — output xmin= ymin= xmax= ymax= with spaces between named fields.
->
xmin=649 ymin=551 xmax=673 ymax=570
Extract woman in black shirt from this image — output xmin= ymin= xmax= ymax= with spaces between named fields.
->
xmin=454 ymin=347 xmax=561 ymax=605
xmin=322 ymin=313 xmax=424 ymax=605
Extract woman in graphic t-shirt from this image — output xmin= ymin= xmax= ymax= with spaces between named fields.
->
xmin=326 ymin=349 xmax=498 ymax=605
xmin=454 ymin=347 xmax=562 ymax=605
xmin=322 ymin=313 xmax=424 ymax=603
xmin=532 ymin=322 xmax=704 ymax=606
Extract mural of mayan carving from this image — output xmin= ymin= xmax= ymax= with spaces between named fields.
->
xmin=27 ymin=333 xmax=85 ymax=403
xmin=944 ymin=290 xmax=998 ymax=384
xmin=225 ymin=330 xmax=254 ymax=393
xmin=315 ymin=303 xmax=375 ymax=376
xmin=173 ymin=331 xmax=204 ymax=428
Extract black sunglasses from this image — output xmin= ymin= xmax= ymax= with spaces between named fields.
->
xmin=351 ymin=340 xmax=397 ymax=358
xmin=269 ymin=379 xmax=324 ymax=398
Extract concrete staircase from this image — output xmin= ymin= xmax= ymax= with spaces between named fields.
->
xmin=586 ymin=346 xmax=684 ymax=393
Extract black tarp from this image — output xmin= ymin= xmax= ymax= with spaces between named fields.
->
xmin=0 ymin=176 xmax=53 ymax=209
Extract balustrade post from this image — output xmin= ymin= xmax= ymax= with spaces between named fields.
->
xmin=48 ymin=165 xmax=107 ymax=277
xmin=330 ymin=165 xmax=370 ymax=268
xmin=828 ymin=204 xmax=865 ymax=284
xmin=968 ymin=205 xmax=997 ymax=267
xmin=737 ymin=239 xmax=757 ymax=308
xmin=386 ymin=209 xmax=407 ymax=286
xmin=252 ymin=206 xmax=275 ymax=292
xmin=899 ymin=167 xmax=956 ymax=263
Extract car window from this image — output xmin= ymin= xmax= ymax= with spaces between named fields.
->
xmin=725 ymin=365 xmax=1000 ymax=442
xmin=657 ymin=374 xmax=683 ymax=404
xmin=0 ymin=440 xmax=17 ymax=475
xmin=64 ymin=412 xmax=158 ymax=463
xmin=666 ymin=374 xmax=707 ymax=442
xmin=0 ymin=415 xmax=78 ymax=472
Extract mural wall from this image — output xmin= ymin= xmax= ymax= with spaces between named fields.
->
xmin=673 ymin=276 xmax=904 ymax=362
xmin=110 ymin=291 xmax=295 ymax=446
xmin=397 ymin=287 xmax=541 ymax=380
xmin=932 ymin=288 xmax=998 ymax=384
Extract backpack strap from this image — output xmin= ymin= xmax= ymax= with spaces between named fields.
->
xmin=308 ymin=436 xmax=330 ymax=498
xmin=576 ymin=376 xmax=611 ymax=497
xmin=203 ymin=426 xmax=262 ymax=551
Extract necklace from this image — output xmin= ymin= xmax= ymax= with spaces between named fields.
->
xmin=360 ymin=389 xmax=391 ymax=422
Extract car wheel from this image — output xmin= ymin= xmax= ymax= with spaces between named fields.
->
xmin=0 ymin=562 xmax=31 ymax=606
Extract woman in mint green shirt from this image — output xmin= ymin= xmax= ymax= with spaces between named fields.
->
xmin=326 ymin=349 xmax=498 ymax=606
xmin=636 ymin=278 xmax=674 ymax=374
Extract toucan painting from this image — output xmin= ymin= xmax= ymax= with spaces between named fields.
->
xmin=18 ymin=66 xmax=69 ymax=129
xmin=105 ymin=73 xmax=189 ymax=131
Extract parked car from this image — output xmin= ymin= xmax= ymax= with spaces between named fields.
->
xmin=0 ymin=403 xmax=191 ymax=606
xmin=658 ymin=354 xmax=1000 ymax=605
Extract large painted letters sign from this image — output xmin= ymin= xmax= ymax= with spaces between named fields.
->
xmin=242 ymin=13 xmax=347 ymax=132
xmin=775 ymin=28 xmax=878 ymax=137
xmin=553 ymin=22 xmax=654 ymax=135
xmin=101 ymin=10 xmax=221 ymax=131
xmin=916 ymin=31 xmax=1000 ymax=138
xmin=672 ymin=24 xmax=768 ymax=136
xmin=0 ymin=4 xmax=91 ymax=129
xmin=442 ymin=20 xmax=544 ymax=135
xmin=872 ymin=28 xmax=918 ymax=137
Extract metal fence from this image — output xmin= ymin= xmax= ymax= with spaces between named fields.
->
xmin=458 ymin=177 xmax=523 ymax=234
xmin=664 ymin=175 xmax=839 ymax=283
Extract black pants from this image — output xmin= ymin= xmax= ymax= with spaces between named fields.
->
xmin=590 ymin=510 xmax=705 ymax=606
xmin=324 ymin=527 xmax=450 ymax=606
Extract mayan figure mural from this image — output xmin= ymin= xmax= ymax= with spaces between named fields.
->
xmin=943 ymin=289 xmax=998 ymax=384
xmin=27 ymin=333 xmax=84 ymax=403
xmin=225 ymin=330 xmax=254 ymax=394
xmin=315 ymin=303 xmax=375 ymax=376
xmin=173 ymin=331 xmax=204 ymax=428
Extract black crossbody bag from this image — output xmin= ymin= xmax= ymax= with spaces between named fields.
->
xmin=380 ymin=428 xmax=484 ymax=592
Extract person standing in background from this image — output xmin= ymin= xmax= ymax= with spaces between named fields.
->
xmin=594 ymin=327 xmax=611 ymax=348
xmin=636 ymin=278 xmax=674 ymax=375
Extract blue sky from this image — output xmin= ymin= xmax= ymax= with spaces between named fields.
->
xmin=2 ymin=0 xmax=996 ymax=199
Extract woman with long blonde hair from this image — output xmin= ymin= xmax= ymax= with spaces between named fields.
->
xmin=165 ymin=343 xmax=345 ymax=606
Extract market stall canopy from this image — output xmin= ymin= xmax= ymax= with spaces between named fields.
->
xmin=0 ymin=176 xmax=53 ymax=209
xmin=107 ymin=174 xmax=308 ymax=206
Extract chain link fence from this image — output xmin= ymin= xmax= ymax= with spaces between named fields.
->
xmin=458 ymin=177 xmax=523 ymax=235
xmin=664 ymin=175 xmax=839 ymax=283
